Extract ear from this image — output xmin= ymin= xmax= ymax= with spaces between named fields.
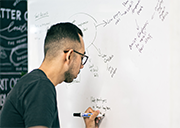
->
xmin=65 ymin=49 xmax=73 ymax=64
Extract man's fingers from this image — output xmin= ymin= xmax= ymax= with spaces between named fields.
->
xmin=85 ymin=107 xmax=94 ymax=113
xmin=89 ymin=110 xmax=100 ymax=120
xmin=84 ymin=107 xmax=104 ymax=128
xmin=84 ymin=107 xmax=100 ymax=120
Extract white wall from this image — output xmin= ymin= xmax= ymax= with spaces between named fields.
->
xmin=28 ymin=0 xmax=180 ymax=127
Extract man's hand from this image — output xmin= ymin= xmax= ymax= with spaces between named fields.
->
xmin=83 ymin=107 xmax=103 ymax=128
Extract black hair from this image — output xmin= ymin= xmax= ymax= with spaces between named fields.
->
xmin=44 ymin=22 xmax=83 ymax=58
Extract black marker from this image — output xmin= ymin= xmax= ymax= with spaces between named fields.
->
xmin=73 ymin=113 xmax=105 ymax=117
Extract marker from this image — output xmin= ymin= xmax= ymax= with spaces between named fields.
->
xmin=73 ymin=113 xmax=105 ymax=118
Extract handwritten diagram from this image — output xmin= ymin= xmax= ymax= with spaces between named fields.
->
xmin=30 ymin=0 xmax=169 ymax=81
xmin=66 ymin=0 xmax=168 ymax=80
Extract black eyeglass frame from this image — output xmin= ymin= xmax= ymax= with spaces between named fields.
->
xmin=64 ymin=49 xmax=89 ymax=65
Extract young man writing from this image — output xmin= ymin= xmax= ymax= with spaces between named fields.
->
xmin=0 ymin=22 xmax=101 ymax=128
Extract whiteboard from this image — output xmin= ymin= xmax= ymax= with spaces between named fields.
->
xmin=28 ymin=0 xmax=180 ymax=128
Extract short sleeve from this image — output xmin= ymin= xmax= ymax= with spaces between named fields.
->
xmin=22 ymin=79 xmax=56 ymax=127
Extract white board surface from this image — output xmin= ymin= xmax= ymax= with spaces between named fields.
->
xmin=28 ymin=0 xmax=180 ymax=128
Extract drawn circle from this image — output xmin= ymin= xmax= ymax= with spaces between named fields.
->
xmin=69 ymin=13 xmax=97 ymax=48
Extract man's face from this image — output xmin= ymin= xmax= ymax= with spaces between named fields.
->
xmin=64 ymin=35 xmax=85 ymax=83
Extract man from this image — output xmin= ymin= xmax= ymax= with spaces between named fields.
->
xmin=0 ymin=23 xmax=101 ymax=128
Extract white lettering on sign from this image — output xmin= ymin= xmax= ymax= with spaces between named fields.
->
xmin=0 ymin=8 xmax=22 ymax=20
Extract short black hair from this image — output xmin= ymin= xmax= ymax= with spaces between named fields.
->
xmin=44 ymin=22 xmax=83 ymax=59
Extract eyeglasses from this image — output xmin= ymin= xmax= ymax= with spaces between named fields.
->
xmin=64 ymin=49 xmax=89 ymax=65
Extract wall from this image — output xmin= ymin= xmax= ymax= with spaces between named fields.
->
xmin=28 ymin=0 xmax=180 ymax=128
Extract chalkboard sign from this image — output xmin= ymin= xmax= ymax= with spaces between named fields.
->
xmin=28 ymin=0 xmax=180 ymax=128
xmin=0 ymin=0 xmax=27 ymax=110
